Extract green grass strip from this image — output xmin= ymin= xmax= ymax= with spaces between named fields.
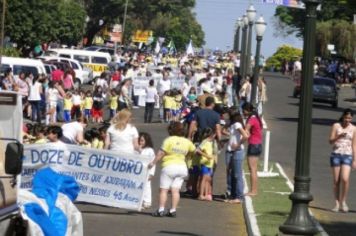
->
xmin=245 ymin=162 xmax=292 ymax=236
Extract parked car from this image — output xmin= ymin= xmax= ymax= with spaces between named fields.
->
xmin=44 ymin=49 xmax=111 ymax=78
xmin=84 ymin=45 xmax=116 ymax=55
xmin=293 ymin=76 xmax=338 ymax=108
xmin=0 ymin=57 xmax=46 ymax=77
xmin=39 ymin=56 xmax=93 ymax=87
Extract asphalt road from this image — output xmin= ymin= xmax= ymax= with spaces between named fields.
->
xmin=77 ymin=105 xmax=247 ymax=236
xmin=262 ymin=73 xmax=356 ymax=236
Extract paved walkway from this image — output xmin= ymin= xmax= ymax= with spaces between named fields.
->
xmin=78 ymin=108 xmax=248 ymax=236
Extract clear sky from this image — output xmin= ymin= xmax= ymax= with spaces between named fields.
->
xmin=194 ymin=0 xmax=303 ymax=58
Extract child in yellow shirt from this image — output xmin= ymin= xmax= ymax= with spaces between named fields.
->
xmin=63 ymin=92 xmax=73 ymax=122
xmin=84 ymin=91 xmax=93 ymax=120
xmin=109 ymin=89 xmax=118 ymax=119
xmin=196 ymin=127 xmax=217 ymax=201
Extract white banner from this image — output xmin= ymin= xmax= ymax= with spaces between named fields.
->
xmin=170 ymin=75 xmax=185 ymax=90
xmin=133 ymin=76 xmax=150 ymax=96
xmin=21 ymin=143 xmax=152 ymax=211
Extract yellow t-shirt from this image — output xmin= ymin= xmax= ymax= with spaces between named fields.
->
xmin=109 ymin=95 xmax=118 ymax=110
xmin=163 ymin=96 xmax=174 ymax=109
xmin=64 ymin=98 xmax=73 ymax=110
xmin=198 ymin=139 xmax=215 ymax=168
xmin=34 ymin=138 xmax=47 ymax=144
xmin=84 ymin=97 xmax=93 ymax=110
xmin=161 ymin=136 xmax=196 ymax=168
xmin=91 ymin=138 xmax=103 ymax=149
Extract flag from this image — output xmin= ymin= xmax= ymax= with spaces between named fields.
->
xmin=167 ymin=40 xmax=176 ymax=55
xmin=186 ymin=39 xmax=194 ymax=55
xmin=154 ymin=41 xmax=160 ymax=54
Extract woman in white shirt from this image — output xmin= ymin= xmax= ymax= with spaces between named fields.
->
xmin=105 ymin=109 xmax=139 ymax=154
xmin=28 ymin=75 xmax=43 ymax=123
xmin=224 ymin=111 xmax=249 ymax=203
xmin=144 ymin=79 xmax=158 ymax=123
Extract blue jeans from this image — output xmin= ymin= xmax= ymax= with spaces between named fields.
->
xmin=231 ymin=149 xmax=245 ymax=200
xmin=29 ymin=100 xmax=41 ymax=123
xmin=56 ymin=99 xmax=64 ymax=122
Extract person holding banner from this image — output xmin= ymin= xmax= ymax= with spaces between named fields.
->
xmin=105 ymin=109 xmax=139 ymax=154
xmin=149 ymin=122 xmax=196 ymax=217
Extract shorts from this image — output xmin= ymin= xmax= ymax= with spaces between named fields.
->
xmin=201 ymin=165 xmax=213 ymax=176
xmin=84 ymin=109 xmax=91 ymax=117
xmin=64 ymin=110 xmax=71 ymax=122
xmin=247 ymin=144 xmax=262 ymax=156
xmin=330 ymin=153 xmax=353 ymax=167
xmin=160 ymin=165 xmax=188 ymax=190
xmin=189 ymin=165 xmax=200 ymax=175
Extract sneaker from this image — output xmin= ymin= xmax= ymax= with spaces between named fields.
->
xmin=341 ymin=202 xmax=349 ymax=212
xmin=331 ymin=203 xmax=339 ymax=212
xmin=166 ymin=210 xmax=176 ymax=218
xmin=152 ymin=210 xmax=165 ymax=217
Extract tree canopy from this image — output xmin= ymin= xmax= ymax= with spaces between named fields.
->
xmin=3 ymin=0 xmax=86 ymax=54
xmin=273 ymin=0 xmax=356 ymax=61
xmin=84 ymin=0 xmax=204 ymax=50
xmin=1 ymin=0 xmax=204 ymax=55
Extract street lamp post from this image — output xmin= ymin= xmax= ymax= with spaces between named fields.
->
xmin=245 ymin=4 xmax=256 ymax=76
xmin=233 ymin=18 xmax=242 ymax=53
xmin=250 ymin=16 xmax=266 ymax=106
xmin=279 ymin=0 xmax=322 ymax=235
xmin=240 ymin=14 xmax=249 ymax=80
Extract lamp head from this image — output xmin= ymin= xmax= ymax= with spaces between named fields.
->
xmin=246 ymin=5 xmax=257 ymax=22
xmin=255 ymin=16 xmax=267 ymax=37
xmin=242 ymin=14 xmax=249 ymax=26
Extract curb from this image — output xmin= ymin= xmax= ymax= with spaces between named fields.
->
xmin=242 ymin=174 xmax=261 ymax=236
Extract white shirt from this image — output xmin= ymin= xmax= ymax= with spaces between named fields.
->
xmin=62 ymin=122 xmax=83 ymax=143
xmin=28 ymin=81 xmax=42 ymax=101
xmin=107 ymin=124 xmax=139 ymax=154
xmin=47 ymin=88 xmax=59 ymax=104
xmin=145 ymin=86 xmax=158 ymax=103
xmin=141 ymin=147 xmax=156 ymax=176
xmin=158 ymin=78 xmax=171 ymax=96
xmin=72 ymin=94 xmax=82 ymax=105
xmin=227 ymin=122 xmax=244 ymax=151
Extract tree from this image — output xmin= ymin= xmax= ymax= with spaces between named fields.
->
xmin=84 ymin=0 xmax=204 ymax=50
xmin=2 ymin=0 xmax=85 ymax=55
xmin=265 ymin=45 xmax=302 ymax=71
xmin=273 ymin=0 xmax=355 ymax=60
xmin=274 ymin=0 xmax=355 ymax=37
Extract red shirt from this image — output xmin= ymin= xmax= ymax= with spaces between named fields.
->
xmin=247 ymin=116 xmax=262 ymax=144
xmin=111 ymin=71 xmax=121 ymax=81
xmin=51 ymin=69 xmax=64 ymax=82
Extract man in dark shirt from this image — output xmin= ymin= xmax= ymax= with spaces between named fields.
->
xmin=188 ymin=96 xmax=221 ymax=143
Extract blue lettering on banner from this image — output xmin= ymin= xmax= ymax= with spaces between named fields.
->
xmin=30 ymin=149 xmax=64 ymax=164
xmin=58 ymin=171 xmax=90 ymax=181
xmin=113 ymin=191 xmax=138 ymax=203
xmin=88 ymin=187 xmax=111 ymax=197
xmin=20 ymin=181 xmax=33 ymax=189
xmin=88 ymin=154 xmax=143 ymax=175
xmin=22 ymin=168 xmax=37 ymax=177
xmin=67 ymin=151 xmax=84 ymax=166
xmin=104 ymin=176 xmax=136 ymax=189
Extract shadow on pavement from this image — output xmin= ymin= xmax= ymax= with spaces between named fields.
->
xmin=158 ymin=230 xmax=202 ymax=236
xmin=319 ymin=221 xmax=356 ymax=236
xmin=288 ymin=102 xmax=347 ymax=112
xmin=275 ymin=117 xmax=336 ymax=126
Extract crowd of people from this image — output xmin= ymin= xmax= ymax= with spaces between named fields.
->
xmin=1 ymin=49 xmax=270 ymax=217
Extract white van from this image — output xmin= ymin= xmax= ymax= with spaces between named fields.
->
xmin=38 ymin=56 xmax=93 ymax=87
xmin=44 ymin=49 xmax=111 ymax=78
xmin=0 ymin=57 xmax=46 ymax=77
